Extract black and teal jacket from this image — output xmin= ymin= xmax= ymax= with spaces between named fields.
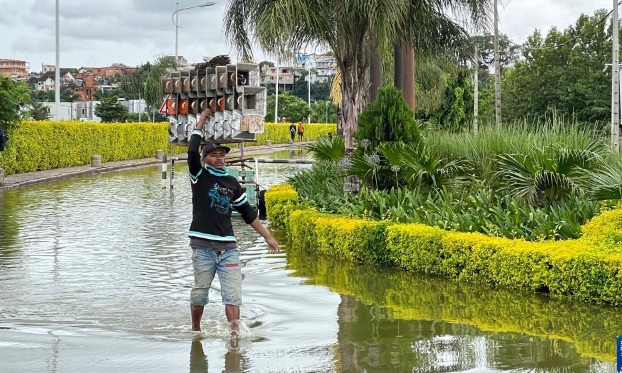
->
xmin=187 ymin=130 xmax=258 ymax=244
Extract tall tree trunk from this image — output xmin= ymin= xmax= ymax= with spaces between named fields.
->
xmin=341 ymin=75 xmax=365 ymax=151
xmin=394 ymin=46 xmax=403 ymax=90
xmin=370 ymin=50 xmax=382 ymax=102
xmin=402 ymin=46 xmax=416 ymax=111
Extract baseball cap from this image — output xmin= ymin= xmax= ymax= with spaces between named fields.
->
xmin=201 ymin=143 xmax=231 ymax=156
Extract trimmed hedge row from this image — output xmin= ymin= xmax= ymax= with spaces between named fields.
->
xmin=265 ymin=183 xmax=622 ymax=305
xmin=0 ymin=121 xmax=337 ymax=175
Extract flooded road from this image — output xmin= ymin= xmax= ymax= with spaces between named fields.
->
xmin=0 ymin=149 xmax=618 ymax=372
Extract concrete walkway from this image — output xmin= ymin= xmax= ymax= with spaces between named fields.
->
xmin=0 ymin=141 xmax=309 ymax=190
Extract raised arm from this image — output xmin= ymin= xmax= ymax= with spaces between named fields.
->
xmin=188 ymin=109 xmax=210 ymax=177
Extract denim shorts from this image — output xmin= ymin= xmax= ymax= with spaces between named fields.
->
xmin=190 ymin=248 xmax=242 ymax=306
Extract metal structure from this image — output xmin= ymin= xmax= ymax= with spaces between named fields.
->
xmin=163 ymin=62 xmax=267 ymax=144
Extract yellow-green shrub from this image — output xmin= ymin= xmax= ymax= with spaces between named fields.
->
xmin=264 ymin=183 xmax=299 ymax=228
xmin=0 ymin=121 xmax=169 ymax=175
xmin=265 ymin=183 xmax=622 ymax=305
xmin=255 ymin=123 xmax=337 ymax=145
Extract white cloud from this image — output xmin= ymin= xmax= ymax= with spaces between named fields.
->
xmin=0 ymin=0 xmax=615 ymax=72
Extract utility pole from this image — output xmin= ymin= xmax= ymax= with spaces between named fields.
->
xmin=473 ymin=42 xmax=479 ymax=135
xmin=493 ymin=0 xmax=502 ymax=129
xmin=274 ymin=57 xmax=280 ymax=123
xmin=612 ymin=0 xmax=620 ymax=152
xmin=55 ymin=0 xmax=60 ymax=120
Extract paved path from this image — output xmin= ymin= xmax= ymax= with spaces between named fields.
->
xmin=0 ymin=142 xmax=308 ymax=190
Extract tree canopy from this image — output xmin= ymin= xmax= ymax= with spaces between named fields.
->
xmin=501 ymin=9 xmax=614 ymax=127
xmin=95 ymin=96 xmax=129 ymax=122
xmin=0 ymin=76 xmax=29 ymax=129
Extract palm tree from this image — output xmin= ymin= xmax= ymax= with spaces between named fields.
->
xmin=142 ymin=55 xmax=179 ymax=121
xmin=224 ymin=0 xmax=488 ymax=149
xmin=224 ymin=0 xmax=403 ymax=151
xmin=384 ymin=0 xmax=489 ymax=111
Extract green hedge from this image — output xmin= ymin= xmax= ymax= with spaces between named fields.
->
xmin=0 ymin=121 xmax=337 ymax=175
xmin=0 ymin=121 xmax=169 ymax=175
xmin=266 ymin=183 xmax=622 ymax=305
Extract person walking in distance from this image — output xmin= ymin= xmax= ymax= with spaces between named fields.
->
xmin=187 ymin=109 xmax=280 ymax=332
xmin=297 ymin=122 xmax=305 ymax=142
xmin=289 ymin=121 xmax=296 ymax=142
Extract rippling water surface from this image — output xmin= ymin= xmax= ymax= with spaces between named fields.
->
xmin=0 ymin=148 xmax=618 ymax=372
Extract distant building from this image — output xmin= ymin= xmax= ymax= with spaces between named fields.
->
xmin=296 ymin=53 xmax=337 ymax=84
xmin=79 ymin=63 xmax=137 ymax=77
xmin=263 ymin=66 xmax=295 ymax=91
xmin=33 ymin=70 xmax=76 ymax=91
xmin=73 ymin=73 xmax=97 ymax=101
xmin=42 ymin=98 xmax=147 ymax=121
xmin=0 ymin=59 xmax=29 ymax=77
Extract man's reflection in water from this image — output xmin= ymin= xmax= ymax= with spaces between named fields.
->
xmin=190 ymin=338 xmax=243 ymax=373
xmin=224 ymin=350 xmax=242 ymax=372
xmin=190 ymin=338 xmax=208 ymax=373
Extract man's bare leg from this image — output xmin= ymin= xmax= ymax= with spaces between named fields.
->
xmin=225 ymin=305 xmax=240 ymax=335
xmin=191 ymin=304 xmax=204 ymax=331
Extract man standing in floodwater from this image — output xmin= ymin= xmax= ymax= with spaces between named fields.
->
xmin=187 ymin=108 xmax=280 ymax=332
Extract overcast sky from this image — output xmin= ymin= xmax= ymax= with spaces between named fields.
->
xmin=0 ymin=0 xmax=616 ymax=72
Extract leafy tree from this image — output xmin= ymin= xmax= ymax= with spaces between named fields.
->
xmin=291 ymin=71 xmax=333 ymax=103
xmin=225 ymin=0 xmax=486 ymax=149
xmin=355 ymin=86 xmax=422 ymax=148
xmin=432 ymin=70 xmax=474 ymax=132
xmin=95 ymin=96 xmax=129 ymax=122
xmin=33 ymin=89 xmax=80 ymax=102
xmin=143 ymin=55 xmax=179 ymax=119
xmin=472 ymin=33 xmax=522 ymax=70
xmin=27 ymin=100 xmax=51 ymax=120
xmin=265 ymin=92 xmax=311 ymax=122
xmin=0 ymin=76 xmax=29 ymax=129
xmin=501 ymin=10 xmax=613 ymax=126
xmin=310 ymin=100 xmax=337 ymax=123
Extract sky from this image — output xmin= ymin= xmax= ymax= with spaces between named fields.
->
xmin=0 ymin=0 xmax=617 ymax=73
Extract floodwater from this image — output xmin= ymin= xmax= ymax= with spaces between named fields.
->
xmin=0 ymin=148 xmax=619 ymax=373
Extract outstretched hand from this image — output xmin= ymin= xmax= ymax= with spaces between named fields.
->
xmin=265 ymin=237 xmax=280 ymax=253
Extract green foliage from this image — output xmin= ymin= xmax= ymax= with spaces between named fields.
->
xmin=266 ymin=189 xmax=622 ymax=305
xmin=291 ymin=70 xmax=332 ymax=103
xmin=288 ymin=160 xmax=346 ymax=209
xmin=309 ymin=100 xmax=337 ymax=123
xmin=289 ymin=122 xmax=616 ymax=241
xmin=0 ymin=120 xmax=169 ymax=175
xmin=432 ymin=70 xmax=474 ymax=132
xmin=501 ymin=10 xmax=613 ymax=126
xmin=472 ymin=33 xmax=522 ymax=70
xmin=264 ymin=183 xmax=300 ymax=228
xmin=265 ymin=92 xmax=311 ymax=122
xmin=0 ymin=75 xmax=29 ymax=128
xmin=95 ymin=96 xmax=129 ymax=122
xmin=32 ymin=88 xmax=80 ymax=102
xmin=26 ymin=100 xmax=51 ymax=121
xmin=306 ymin=135 xmax=345 ymax=161
xmin=355 ymin=86 xmax=422 ymax=147
xmin=143 ymin=55 xmax=178 ymax=114
xmin=494 ymin=142 xmax=605 ymax=204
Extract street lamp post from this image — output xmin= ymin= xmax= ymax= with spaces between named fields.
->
xmin=172 ymin=2 xmax=216 ymax=64
xmin=55 ymin=0 xmax=60 ymax=119
xmin=307 ymin=58 xmax=311 ymax=124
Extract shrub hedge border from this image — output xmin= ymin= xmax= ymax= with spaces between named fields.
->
xmin=265 ymin=183 xmax=622 ymax=306
xmin=0 ymin=121 xmax=337 ymax=175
